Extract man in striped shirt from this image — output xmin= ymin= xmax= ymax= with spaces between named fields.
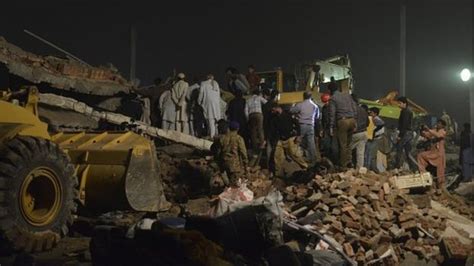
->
xmin=245 ymin=88 xmax=267 ymax=151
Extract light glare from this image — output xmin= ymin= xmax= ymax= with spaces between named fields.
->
xmin=461 ymin=68 xmax=471 ymax=82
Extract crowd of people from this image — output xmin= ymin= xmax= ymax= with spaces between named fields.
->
xmin=136 ymin=65 xmax=453 ymax=189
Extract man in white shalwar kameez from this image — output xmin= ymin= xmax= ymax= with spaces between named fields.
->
xmin=159 ymin=88 xmax=176 ymax=130
xmin=198 ymin=74 xmax=221 ymax=138
xmin=171 ymin=73 xmax=189 ymax=134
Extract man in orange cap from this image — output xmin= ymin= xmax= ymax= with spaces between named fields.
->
xmin=320 ymin=93 xmax=339 ymax=164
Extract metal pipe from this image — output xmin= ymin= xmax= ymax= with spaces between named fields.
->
xmin=24 ymin=29 xmax=91 ymax=66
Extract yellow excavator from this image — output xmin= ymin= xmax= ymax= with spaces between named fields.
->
xmin=0 ymin=87 xmax=168 ymax=253
xmin=255 ymin=55 xmax=428 ymax=120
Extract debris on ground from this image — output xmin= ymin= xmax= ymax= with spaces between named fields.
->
xmin=132 ymin=147 xmax=474 ymax=265
xmin=276 ymin=169 xmax=474 ymax=265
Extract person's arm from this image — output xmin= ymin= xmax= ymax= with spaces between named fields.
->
xmin=198 ymin=83 xmax=205 ymax=106
xmin=255 ymin=74 xmax=261 ymax=85
xmin=170 ymin=85 xmax=179 ymax=105
xmin=270 ymin=116 xmax=279 ymax=142
xmin=290 ymin=103 xmax=301 ymax=114
xmin=398 ymin=110 xmax=406 ymax=138
xmin=428 ymin=128 xmax=446 ymax=139
xmin=186 ymin=84 xmax=197 ymax=100
xmin=134 ymin=86 xmax=154 ymax=98
xmin=260 ymin=96 xmax=268 ymax=105
xmin=329 ymin=100 xmax=336 ymax=130
xmin=244 ymin=100 xmax=249 ymax=119
xmin=241 ymin=74 xmax=250 ymax=89
xmin=373 ymin=118 xmax=384 ymax=136
xmin=351 ymin=99 xmax=358 ymax=130
xmin=315 ymin=105 xmax=321 ymax=120
xmin=239 ymin=137 xmax=249 ymax=168
xmin=158 ymin=92 xmax=166 ymax=110
xmin=179 ymin=83 xmax=189 ymax=103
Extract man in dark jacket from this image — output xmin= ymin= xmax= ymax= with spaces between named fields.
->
xmin=349 ymin=96 xmax=369 ymax=168
xmin=226 ymin=89 xmax=248 ymax=141
xmin=329 ymin=89 xmax=358 ymax=168
xmin=395 ymin=96 xmax=417 ymax=171
xmin=262 ymin=89 xmax=279 ymax=170
xmin=320 ymin=93 xmax=339 ymax=164
xmin=271 ymin=105 xmax=308 ymax=177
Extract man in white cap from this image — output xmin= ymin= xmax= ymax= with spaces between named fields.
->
xmin=171 ymin=73 xmax=189 ymax=133
xmin=199 ymin=74 xmax=221 ymax=138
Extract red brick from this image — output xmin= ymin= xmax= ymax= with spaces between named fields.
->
xmin=383 ymin=183 xmax=391 ymax=194
xmin=343 ymin=243 xmax=355 ymax=257
xmin=400 ymin=220 xmax=417 ymax=230
xmin=398 ymin=212 xmax=416 ymax=223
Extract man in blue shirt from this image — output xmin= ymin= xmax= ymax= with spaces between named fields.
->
xmin=290 ymin=91 xmax=320 ymax=166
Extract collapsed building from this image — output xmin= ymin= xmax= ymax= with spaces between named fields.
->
xmin=0 ymin=37 xmax=473 ymax=266
xmin=0 ymin=36 xmax=212 ymax=150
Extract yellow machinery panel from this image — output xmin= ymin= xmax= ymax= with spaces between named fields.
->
xmin=51 ymin=131 xmax=167 ymax=212
xmin=0 ymin=88 xmax=50 ymax=142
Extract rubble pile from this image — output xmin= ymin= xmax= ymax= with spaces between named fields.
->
xmin=151 ymin=151 xmax=474 ymax=264
xmin=431 ymin=190 xmax=474 ymax=218
xmin=158 ymin=152 xmax=274 ymax=203
xmin=279 ymin=169 xmax=473 ymax=264
xmin=158 ymin=152 xmax=220 ymax=202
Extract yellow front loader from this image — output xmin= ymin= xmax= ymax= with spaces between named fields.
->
xmin=0 ymin=87 xmax=168 ymax=253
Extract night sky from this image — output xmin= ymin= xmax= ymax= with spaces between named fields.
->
xmin=1 ymin=0 xmax=472 ymax=122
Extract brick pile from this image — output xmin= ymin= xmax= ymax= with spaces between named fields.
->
xmin=155 ymin=152 xmax=473 ymax=264
xmin=280 ymin=169 xmax=473 ymax=264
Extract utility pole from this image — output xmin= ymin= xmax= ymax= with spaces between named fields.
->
xmin=400 ymin=3 xmax=406 ymax=97
xmin=130 ymin=25 xmax=137 ymax=83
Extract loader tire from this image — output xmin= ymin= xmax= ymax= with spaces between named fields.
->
xmin=0 ymin=136 xmax=78 ymax=253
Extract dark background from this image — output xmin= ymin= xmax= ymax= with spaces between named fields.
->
xmin=0 ymin=0 xmax=472 ymax=123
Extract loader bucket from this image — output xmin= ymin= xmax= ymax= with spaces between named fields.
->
xmin=52 ymin=131 xmax=169 ymax=213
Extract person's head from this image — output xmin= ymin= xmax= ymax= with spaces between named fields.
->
xmin=368 ymin=107 xmax=380 ymax=117
xmin=177 ymin=73 xmax=185 ymax=80
xmin=248 ymin=64 xmax=256 ymax=73
xmin=436 ymin=119 xmax=446 ymax=130
xmin=218 ymin=120 xmax=230 ymax=134
xmin=330 ymin=76 xmax=335 ymax=82
xmin=312 ymin=64 xmax=321 ymax=73
xmin=262 ymin=88 xmax=271 ymax=99
xmin=234 ymin=88 xmax=243 ymax=99
xmin=361 ymin=104 xmax=369 ymax=112
xmin=303 ymin=91 xmax=312 ymax=100
xmin=320 ymin=93 xmax=330 ymax=104
xmin=271 ymin=103 xmax=283 ymax=114
xmin=397 ymin=96 xmax=408 ymax=109
xmin=207 ymin=73 xmax=214 ymax=80
xmin=226 ymin=67 xmax=237 ymax=76
xmin=463 ymin=123 xmax=471 ymax=132
xmin=253 ymin=88 xmax=261 ymax=95
xmin=229 ymin=121 xmax=239 ymax=132
xmin=270 ymin=89 xmax=280 ymax=101
xmin=153 ymin=77 xmax=162 ymax=86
